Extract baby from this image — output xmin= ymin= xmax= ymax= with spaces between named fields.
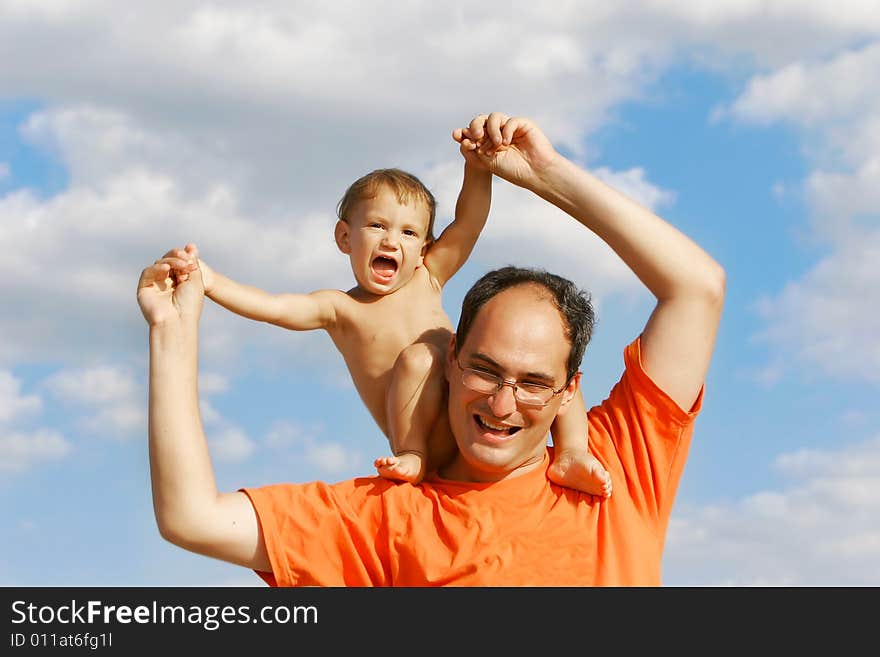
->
xmin=171 ymin=119 xmax=611 ymax=495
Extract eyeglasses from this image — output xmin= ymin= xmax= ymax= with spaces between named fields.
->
xmin=455 ymin=361 xmax=570 ymax=408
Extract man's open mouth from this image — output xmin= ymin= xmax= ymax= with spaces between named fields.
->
xmin=474 ymin=415 xmax=521 ymax=435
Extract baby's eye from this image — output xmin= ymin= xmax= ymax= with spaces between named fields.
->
xmin=403 ymin=229 xmax=418 ymax=237
xmin=368 ymin=222 xmax=384 ymax=229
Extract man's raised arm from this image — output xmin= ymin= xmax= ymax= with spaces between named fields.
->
xmin=457 ymin=113 xmax=725 ymax=410
xmin=137 ymin=249 xmax=270 ymax=571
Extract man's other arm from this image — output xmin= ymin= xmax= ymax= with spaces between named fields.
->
xmin=533 ymin=156 xmax=724 ymax=411
xmin=139 ymin=255 xmax=271 ymax=572
xmin=466 ymin=113 xmax=725 ymax=409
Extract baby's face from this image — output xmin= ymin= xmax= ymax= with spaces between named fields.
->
xmin=336 ymin=185 xmax=431 ymax=295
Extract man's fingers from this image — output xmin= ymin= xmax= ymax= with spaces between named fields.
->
xmin=467 ymin=114 xmax=489 ymax=141
xmin=138 ymin=262 xmax=171 ymax=290
xmin=501 ymin=116 xmax=528 ymax=146
xmin=485 ymin=112 xmax=510 ymax=148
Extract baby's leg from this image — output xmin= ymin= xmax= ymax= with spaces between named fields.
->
xmin=375 ymin=342 xmax=450 ymax=484
xmin=548 ymin=391 xmax=612 ymax=497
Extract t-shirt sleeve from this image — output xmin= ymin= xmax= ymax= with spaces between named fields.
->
xmin=588 ymin=336 xmax=704 ymax=530
xmin=241 ymin=479 xmax=391 ymax=587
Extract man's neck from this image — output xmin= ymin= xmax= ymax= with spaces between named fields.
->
xmin=437 ymin=450 xmax=548 ymax=483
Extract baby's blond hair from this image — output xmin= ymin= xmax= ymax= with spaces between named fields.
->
xmin=337 ymin=168 xmax=437 ymax=243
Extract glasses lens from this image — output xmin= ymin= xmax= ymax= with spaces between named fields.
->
xmin=514 ymin=387 xmax=552 ymax=406
xmin=461 ymin=369 xmax=500 ymax=394
xmin=461 ymin=366 xmax=554 ymax=406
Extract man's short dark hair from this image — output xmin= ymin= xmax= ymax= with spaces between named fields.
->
xmin=455 ymin=266 xmax=596 ymax=381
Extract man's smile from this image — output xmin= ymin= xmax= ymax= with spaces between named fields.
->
xmin=473 ymin=413 xmax=522 ymax=439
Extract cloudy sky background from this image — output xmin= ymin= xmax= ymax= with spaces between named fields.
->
xmin=1 ymin=0 xmax=878 ymax=586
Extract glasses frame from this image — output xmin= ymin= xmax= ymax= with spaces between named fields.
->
xmin=455 ymin=360 xmax=571 ymax=408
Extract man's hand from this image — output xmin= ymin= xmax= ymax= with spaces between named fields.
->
xmin=452 ymin=112 xmax=559 ymax=191
xmin=137 ymin=245 xmax=203 ymax=327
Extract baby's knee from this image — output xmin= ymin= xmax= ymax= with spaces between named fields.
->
xmin=396 ymin=342 xmax=444 ymax=376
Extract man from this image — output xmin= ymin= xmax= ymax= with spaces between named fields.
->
xmin=137 ymin=112 xmax=725 ymax=585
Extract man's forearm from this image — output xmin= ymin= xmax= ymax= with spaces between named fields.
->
xmin=148 ymin=319 xmax=219 ymax=543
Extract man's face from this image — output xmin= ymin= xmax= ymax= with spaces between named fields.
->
xmin=444 ymin=284 xmax=579 ymax=482
xmin=335 ymin=185 xmax=431 ymax=296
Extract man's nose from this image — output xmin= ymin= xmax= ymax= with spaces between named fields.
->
xmin=487 ymin=382 xmax=517 ymax=417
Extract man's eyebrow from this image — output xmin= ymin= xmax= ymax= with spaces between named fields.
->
xmin=467 ymin=352 xmax=557 ymax=383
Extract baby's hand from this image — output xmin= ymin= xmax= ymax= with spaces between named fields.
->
xmin=452 ymin=115 xmax=503 ymax=170
xmin=172 ymin=243 xmax=216 ymax=295
xmin=162 ymin=246 xmax=198 ymax=285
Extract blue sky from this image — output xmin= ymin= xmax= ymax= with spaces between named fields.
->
xmin=2 ymin=1 xmax=879 ymax=586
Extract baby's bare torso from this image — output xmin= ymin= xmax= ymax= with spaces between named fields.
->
xmin=326 ymin=266 xmax=453 ymax=436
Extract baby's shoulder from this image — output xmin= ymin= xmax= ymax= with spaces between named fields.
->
xmin=412 ymin=263 xmax=444 ymax=292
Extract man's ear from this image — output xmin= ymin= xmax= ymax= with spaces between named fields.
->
xmin=334 ymin=220 xmax=351 ymax=254
xmin=445 ymin=334 xmax=457 ymax=382
xmin=555 ymin=372 xmax=581 ymax=417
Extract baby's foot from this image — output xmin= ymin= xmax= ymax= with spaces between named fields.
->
xmin=374 ymin=453 xmax=425 ymax=484
xmin=548 ymin=449 xmax=612 ymax=498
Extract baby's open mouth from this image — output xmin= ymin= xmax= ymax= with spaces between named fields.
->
xmin=371 ymin=256 xmax=398 ymax=279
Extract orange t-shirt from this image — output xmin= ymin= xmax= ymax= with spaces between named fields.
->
xmin=243 ymin=336 xmax=703 ymax=586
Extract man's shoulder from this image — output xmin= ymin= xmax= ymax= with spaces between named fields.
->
xmin=246 ymin=476 xmax=404 ymax=511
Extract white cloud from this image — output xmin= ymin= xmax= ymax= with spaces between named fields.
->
xmin=198 ymin=384 xmax=258 ymax=462
xmin=0 ymin=371 xmax=41 ymax=422
xmin=720 ymin=41 xmax=880 ymax=383
xmin=0 ymin=371 xmax=72 ymax=475
xmin=208 ymin=426 xmax=256 ymax=463
xmin=264 ymin=420 xmax=316 ymax=449
xmin=0 ymin=1 xmax=875 ymax=381
xmin=638 ymin=0 xmax=880 ymax=67
xmin=754 ymin=231 xmax=880 ymax=383
xmin=46 ymin=365 xmax=137 ymax=405
xmin=665 ymin=435 xmax=880 ymax=585
xmin=0 ymin=113 xmax=347 ymax=370
xmin=305 ymin=442 xmax=362 ymax=476
xmin=593 ymin=166 xmax=677 ymax=211
xmin=727 ymin=42 xmax=880 ymax=128
xmin=0 ymin=428 xmax=72 ymax=473
xmin=806 ymin=157 xmax=880 ymax=227
xmin=44 ymin=365 xmax=146 ymax=437
xmin=264 ymin=420 xmax=362 ymax=475
xmin=198 ymin=399 xmax=222 ymax=426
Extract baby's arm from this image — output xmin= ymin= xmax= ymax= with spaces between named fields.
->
xmin=175 ymin=244 xmax=337 ymax=332
xmin=422 ymin=157 xmax=492 ymax=287
xmin=203 ymin=260 xmax=338 ymax=331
